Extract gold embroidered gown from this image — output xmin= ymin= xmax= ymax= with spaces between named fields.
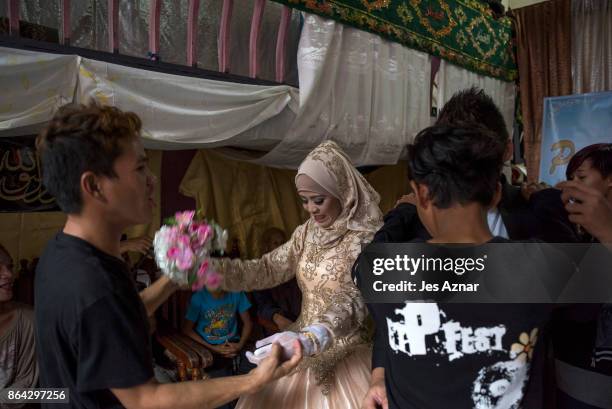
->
xmin=218 ymin=220 xmax=373 ymax=409
xmin=216 ymin=141 xmax=383 ymax=409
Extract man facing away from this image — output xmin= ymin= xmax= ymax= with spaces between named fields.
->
xmin=375 ymin=87 xmax=576 ymax=245
xmin=34 ymin=102 xmax=301 ymax=409
xmin=355 ymin=124 xmax=560 ymax=409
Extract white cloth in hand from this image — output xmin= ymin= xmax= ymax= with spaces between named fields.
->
xmin=246 ymin=325 xmax=330 ymax=365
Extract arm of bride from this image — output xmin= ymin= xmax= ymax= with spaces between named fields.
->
xmin=215 ymin=223 xmax=306 ymax=292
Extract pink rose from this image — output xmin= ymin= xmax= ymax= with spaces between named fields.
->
xmin=166 ymin=247 xmax=180 ymax=259
xmin=177 ymin=233 xmax=191 ymax=248
xmin=191 ymin=273 xmax=207 ymax=292
xmin=175 ymin=210 xmax=195 ymax=227
xmin=175 ymin=247 xmax=194 ymax=270
xmin=197 ymin=260 xmax=209 ymax=277
xmin=193 ymin=224 xmax=212 ymax=248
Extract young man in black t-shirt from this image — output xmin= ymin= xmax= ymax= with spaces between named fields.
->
xmin=34 ymin=103 xmax=301 ymax=409
xmin=355 ymin=125 xmax=555 ymax=409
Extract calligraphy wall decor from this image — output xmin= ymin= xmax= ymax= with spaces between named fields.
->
xmin=0 ymin=136 xmax=58 ymax=212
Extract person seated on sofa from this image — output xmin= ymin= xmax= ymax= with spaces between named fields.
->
xmin=182 ymin=287 xmax=253 ymax=375
xmin=0 ymin=243 xmax=38 ymax=398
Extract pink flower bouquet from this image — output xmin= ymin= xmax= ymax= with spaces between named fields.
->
xmin=153 ymin=210 xmax=227 ymax=291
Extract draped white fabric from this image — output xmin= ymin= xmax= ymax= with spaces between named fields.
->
xmin=0 ymin=47 xmax=78 ymax=132
xmin=1 ymin=14 xmax=516 ymax=168
xmin=253 ymin=13 xmax=432 ymax=168
xmin=76 ymin=58 xmax=299 ymax=150
xmin=436 ymin=59 xmax=516 ymax=138
xmin=0 ymin=47 xmax=298 ymax=150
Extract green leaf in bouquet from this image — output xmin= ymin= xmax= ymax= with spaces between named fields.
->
xmin=196 ymin=209 xmax=206 ymax=221
xmin=187 ymin=273 xmax=196 ymax=286
xmin=163 ymin=217 xmax=177 ymax=226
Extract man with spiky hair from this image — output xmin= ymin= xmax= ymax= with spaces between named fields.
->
xmin=34 ymin=102 xmax=301 ymax=409
xmin=374 ymin=87 xmax=547 ymax=244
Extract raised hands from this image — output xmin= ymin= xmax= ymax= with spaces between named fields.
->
xmin=557 ymin=180 xmax=612 ymax=244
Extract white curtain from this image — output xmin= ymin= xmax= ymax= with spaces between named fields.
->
xmin=1 ymin=15 xmax=517 ymax=169
xmin=253 ymin=13 xmax=432 ymax=168
xmin=572 ymin=0 xmax=612 ymax=94
xmin=0 ymin=47 xmax=299 ymax=150
xmin=436 ymin=59 xmax=516 ymax=139
xmin=76 ymin=58 xmax=298 ymax=150
xmin=0 ymin=47 xmax=78 ymax=132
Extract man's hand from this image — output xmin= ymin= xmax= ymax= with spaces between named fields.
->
xmin=248 ymin=342 xmax=302 ymax=393
xmin=272 ymin=313 xmax=294 ymax=331
xmin=557 ymin=180 xmax=612 ymax=243
xmin=120 ymin=236 xmax=153 ymax=254
xmin=362 ymin=368 xmax=388 ymax=409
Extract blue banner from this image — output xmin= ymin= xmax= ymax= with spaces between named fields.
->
xmin=539 ymin=91 xmax=612 ymax=185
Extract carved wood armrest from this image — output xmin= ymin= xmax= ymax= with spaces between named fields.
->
xmin=156 ymin=332 xmax=201 ymax=381
xmin=174 ymin=335 xmax=214 ymax=369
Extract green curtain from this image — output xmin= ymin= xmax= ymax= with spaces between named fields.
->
xmin=272 ymin=0 xmax=516 ymax=81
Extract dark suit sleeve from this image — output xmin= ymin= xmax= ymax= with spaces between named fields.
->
xmin=351 ymin=244 xmax=387 ymax=370
xmin=372 ymin=203 xmax=430 ymax=243
xmin=370 ymin=304 xmax=388 ymax=369
xmin=354 ymin=204 xmax=430 ymax=369
xmin=594 ymin=304 xmax=612 ymax=375
xmin=529 ymin=188 xmax=579 ymax=243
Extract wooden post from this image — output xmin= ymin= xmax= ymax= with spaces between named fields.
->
xmin=177 ymin=361 xmax=187 ymax=381
xmin=191 ymin=367 xmax=201 ymax=380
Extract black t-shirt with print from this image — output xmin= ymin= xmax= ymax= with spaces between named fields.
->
xmin=373 ymin=302 xmax=550 ymax=409
xmin=35 ymin=232 xmax=153 ymax=409
xmin=358 ymin=237 xmax=554 ymax=409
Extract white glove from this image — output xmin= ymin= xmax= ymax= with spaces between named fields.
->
xmin=246 ymin=325 xmax=331 ymax=365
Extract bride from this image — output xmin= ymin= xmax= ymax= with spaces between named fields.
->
xmin=214 ymin=141 xmax=383 ymax=408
